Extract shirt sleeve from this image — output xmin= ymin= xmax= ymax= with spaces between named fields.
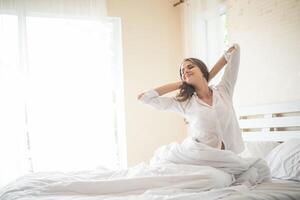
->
xmin=138 ymin=89 xmax=185 ymax=114
xmin=217 ymin=43 xmax=241 ymax=99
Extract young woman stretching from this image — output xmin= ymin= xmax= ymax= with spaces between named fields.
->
xmin=137 ymin=43 xmax=245 ymax=154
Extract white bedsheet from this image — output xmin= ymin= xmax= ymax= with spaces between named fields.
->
xmin=0 ymin=137 xmax=272 ymax=200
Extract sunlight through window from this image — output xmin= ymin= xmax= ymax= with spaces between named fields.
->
xmin=0 ymin=14 xmax=124 ymax=176
xmin=26 ymin=17 xmax=119 ymax=172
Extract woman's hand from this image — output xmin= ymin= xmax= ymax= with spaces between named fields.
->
xmin=137 ymin=92 xmax=145 ymax=100
xmin=226 ymin=46 xmax=236 ymax=53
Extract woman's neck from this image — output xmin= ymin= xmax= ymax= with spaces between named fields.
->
xmin=194 ymin=80 xmax=212 ymax=99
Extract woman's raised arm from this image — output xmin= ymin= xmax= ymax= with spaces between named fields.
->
xmin=137 ymin=81 xmax=182 ymax=99
xmin=208 ymin=46 xmax=236 ymax=83
xmin=137 ymin=81 xmax=185 ymax=114
xmin=217 ymin=43 xmax=240 ymax=98
xmin=208 ymin=55 xmax=227 ymax=83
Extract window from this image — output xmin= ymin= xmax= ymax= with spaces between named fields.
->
xmin=26 ymin=16 xmax=122 ymax=172
xmin=220 ymin=13 xmax=229 ymax=48
xmin=204 ymin=7 xmax=228 ymax=86
xmin=0 ymin=14 xmax=126 ymax=184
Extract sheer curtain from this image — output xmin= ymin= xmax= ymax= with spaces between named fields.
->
xmin=0 ymin=0 xmax=127 ymax=187
xmin=181 ymin=0 xmax=206 ymax=60
xmin=0 ymin=13 xmax=29 ymax=187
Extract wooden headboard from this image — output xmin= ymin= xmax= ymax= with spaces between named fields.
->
xmin=236 ymin=100 xmax=300 ymax=141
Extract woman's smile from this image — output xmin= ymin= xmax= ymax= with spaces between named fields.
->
xmin=185 ymin=72 xmax=193 ymax=79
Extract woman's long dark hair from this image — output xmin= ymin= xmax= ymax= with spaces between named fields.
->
xmin=175 ymin=58 xmax=209 ymax=102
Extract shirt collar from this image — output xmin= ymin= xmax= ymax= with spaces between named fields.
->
xmin=193 ymin=86 xmax=215 ymax=96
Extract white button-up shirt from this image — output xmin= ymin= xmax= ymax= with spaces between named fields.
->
xmin=139 ymin=43 xmax=245 ymax=154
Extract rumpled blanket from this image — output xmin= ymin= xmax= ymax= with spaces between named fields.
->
xmin=0 ymin=136 xmax=271 ymax=200
xmin=150 ymin=136 xmax=271 ymax=187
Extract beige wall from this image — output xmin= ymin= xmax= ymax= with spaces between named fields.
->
xmin=107 ymin=0 xmax=186 ymax=166
xmin=226 ymin=0 xmax=300 ymax=107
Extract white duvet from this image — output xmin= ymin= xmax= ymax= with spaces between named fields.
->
xmin=0 ymin=136 xmax=271 ymax=200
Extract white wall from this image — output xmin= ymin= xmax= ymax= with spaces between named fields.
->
xmin=226 ymin=0 xmax=300 ymax=107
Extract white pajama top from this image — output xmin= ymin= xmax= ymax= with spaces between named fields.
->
xmin=139 ymin=43 xmax=245 ymax=154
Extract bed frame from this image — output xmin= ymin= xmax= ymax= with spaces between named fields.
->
xmin=236 ymin=100 xmax=300 ymax=141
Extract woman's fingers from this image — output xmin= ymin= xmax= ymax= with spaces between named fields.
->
xmin=227 ymin=46 xmax=235 ymax=53
xmin=137 ymin=93 xmax=145 ymax=100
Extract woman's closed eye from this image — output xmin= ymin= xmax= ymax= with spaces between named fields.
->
xmin=187 ymin=64 xmax=194 ymax=69
xmin=182 ymin=65 xmax=194 ymax=74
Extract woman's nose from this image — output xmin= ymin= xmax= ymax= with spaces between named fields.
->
xmin=184 ymin=69 xmax=190 ymax=76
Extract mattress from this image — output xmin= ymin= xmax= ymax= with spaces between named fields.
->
xmin=221 ymin=179 xmax=300 ymax=200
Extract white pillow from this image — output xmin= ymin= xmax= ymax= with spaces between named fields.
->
xmin=265 ymin=139 xmax=300 ymax=181
xmin=239 ymin=141 xmax=281 ymax=159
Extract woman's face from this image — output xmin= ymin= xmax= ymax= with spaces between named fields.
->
xmin=180 ymin=60 xmax=204 ymax=85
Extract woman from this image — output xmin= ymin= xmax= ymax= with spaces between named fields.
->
xmin=138 ymin=43 xmax=245 ymax=154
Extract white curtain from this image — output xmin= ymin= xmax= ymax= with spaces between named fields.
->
xmin=0 ymin=14 xmax=29 ymax=186
xmin=181 ymin=0 xmax=206 ymax=60
xmin=0 ymin=0 xmax=107 ymax=18
xmin=0 ymin=0 xmax=126 ymax=187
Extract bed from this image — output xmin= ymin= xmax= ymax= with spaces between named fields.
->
xmin=222 ymin=100 xmax=300 ymax=199
xmin=1 ymin=100 xmax=300 ymax=200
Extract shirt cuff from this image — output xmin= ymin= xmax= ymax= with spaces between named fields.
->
xmin=224 ymin=50 xmax=231 ymax=62
xmin=224 ymin=43 xmax=240 ymax=62
xmin=138 ymin=89 xmax=159 ymax=104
